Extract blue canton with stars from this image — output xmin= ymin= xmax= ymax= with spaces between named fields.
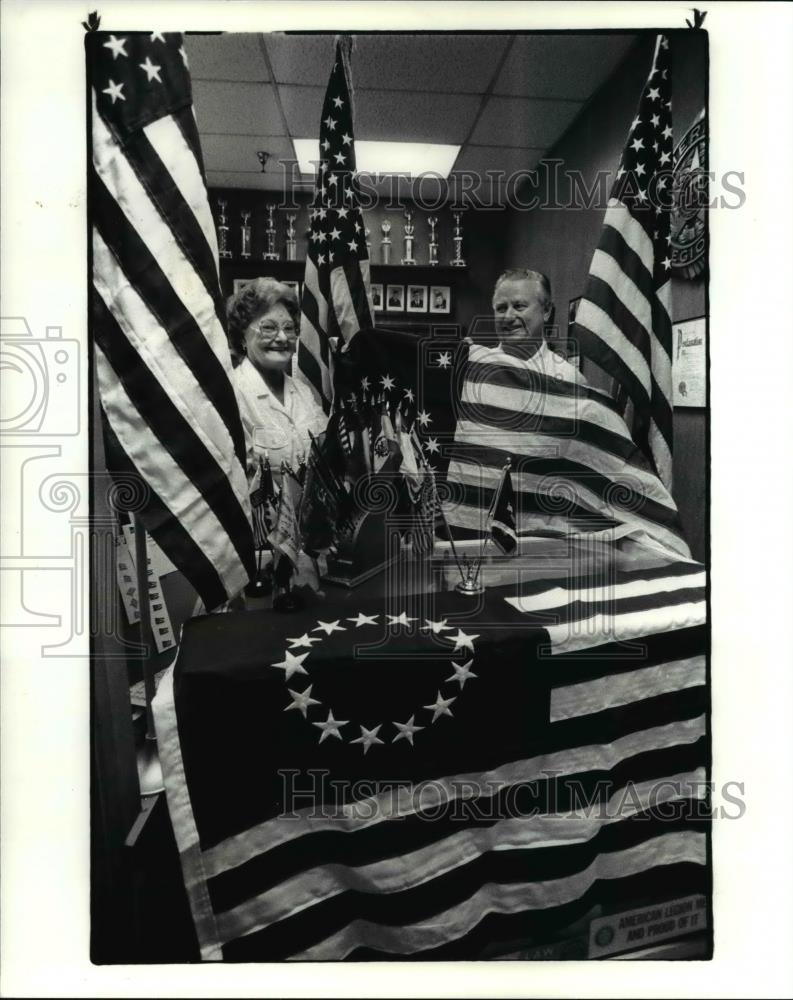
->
xmin=307 ymin=45 xmax=370 ymax=272
xmin=90 ymin=32 xmax=191 ymax=139
xmin=611 ymin=34 xmax=674 ymax=287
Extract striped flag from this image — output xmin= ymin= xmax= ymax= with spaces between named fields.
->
xmin=153 ymin=547 xmax=708 ymax=960
xmin=572 ymin=34 xmax=676 ymax=488
xmin=445 ymin=341 xmax=691 ymax=559
xmin=90 ymin=31 xmax=255 ymax=610
xmin=296 ymin=38 xmax=374 ymax=413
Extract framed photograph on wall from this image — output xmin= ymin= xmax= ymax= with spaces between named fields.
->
xmin=370 ymin=283 xmax=383 ymax=311
xmin=672 ymin=316 xmax=706 ymax=408
xmin=406 ymin=285 xmax=427 ymax=313
xmin=386 ymin=284 xmax=405 ymax=312
xmin=429 ymin=285 xmax=451 ymax=314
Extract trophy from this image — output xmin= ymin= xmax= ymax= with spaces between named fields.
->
xmin=262 ymin=204 xmax=279 ymax=261
xmin=428 ymin=216 xmax=439 ymax=266
xmin=451 ymin=210 xmax=466 ymax=267
xmin=285 ymin=213 xmax=297 ymax=262
xmin=217 ymin=199 xmax=232 ymax=259
xmin=240 ymin=209 xmax=252 ymax=259
xmin=380 ymin=220 xmax=392 ymax=265
xmin=401 ymin=209 xmax=416 ymax=265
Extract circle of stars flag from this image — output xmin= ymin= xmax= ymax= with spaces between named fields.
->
xmin=89 ymin=31 xmax=255 ymax=610
xmin=296 ymin=37 xmax=375 ymax=414
xmin=572 ymin=34 xmax=677 ymax=490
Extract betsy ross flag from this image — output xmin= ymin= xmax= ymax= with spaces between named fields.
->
xmin=297 ymin=38 xmax=375 ymax=413
xmin=572 ymin=34 xmax=677 ymax=489
xmin=89 ymin=32 xmax=255 ymax=610
xmin=153 ymin=550 xmax=708 ymax=959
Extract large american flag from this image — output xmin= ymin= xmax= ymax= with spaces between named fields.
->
xmin=90 ymin=32 xmax=255 ymax=610
xmin=296 ymin=39 xmax=374 ymax=413
xmin=153 ymin=547 xmax=708 ymax=959
xmin=573 ymin=34 xmax=676 ymax=489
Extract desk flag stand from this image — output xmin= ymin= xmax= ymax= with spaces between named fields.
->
xmin=133 ymin=515 xmax=164 ymax=796
xmin=443 ymin=459 xmax=512 ymax=597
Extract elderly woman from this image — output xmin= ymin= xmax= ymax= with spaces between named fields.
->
xmin=227 ymin=277 xmax=326 ymax=479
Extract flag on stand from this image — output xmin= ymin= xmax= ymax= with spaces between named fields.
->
xmin=89 ymin=31 xmax=255 ymax=610
xmin=250 ymin=455 xmax=278 ymax=550
xmin=296 ymin=38 xmax=374 ymax=413
xmin=268 ymin=467 xmax=303 ymax=567
xmin=299 ymin=430 xmax=351 ymax=554
xmin=490 ymin=466 xmax=517 ymax=554
xmin=572 ymin=34 xmax=676 ymax=488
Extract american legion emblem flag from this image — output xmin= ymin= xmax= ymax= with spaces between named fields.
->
xmin=153 ymin=545 xmax=708 ymax=960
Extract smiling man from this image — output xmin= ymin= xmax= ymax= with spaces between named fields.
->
xmin=443 ymin=266 xmax=691 ymax=558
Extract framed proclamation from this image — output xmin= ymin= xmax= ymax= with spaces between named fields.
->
xmin=672 ymin=316 xmax=707 ymax=408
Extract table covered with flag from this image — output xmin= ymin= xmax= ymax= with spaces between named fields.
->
xmin=152 ymin=537 xmax=709 ymax=961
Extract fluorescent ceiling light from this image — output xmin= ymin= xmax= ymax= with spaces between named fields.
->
xmin=292 ymin=139 xmax=461 ymax=178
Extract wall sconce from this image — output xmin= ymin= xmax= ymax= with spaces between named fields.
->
xmin=256 ymin=151 xmax=270 ymax=173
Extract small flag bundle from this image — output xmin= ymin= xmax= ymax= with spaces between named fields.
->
xmin=490 ymin=466 xmax=517 ymax=555
xmin=250 ymin=455 xmax=278 ymax=551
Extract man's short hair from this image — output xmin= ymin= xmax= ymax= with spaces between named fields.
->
xmin=493 ymin=268 xmax=553 ymax=311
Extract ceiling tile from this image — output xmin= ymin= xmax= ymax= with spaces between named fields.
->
xmin=200 ymin=134 xmax=295 ymax=175
xmin=185 ymin=33 xmax=270 ymax=82
xmin=453 ymin=145 xmax=544 ymax=178
xmin=351 ymin=34 xmax=509 ymax=93
xmin=280 ymin=85 xmax=480 ymax=144
xmin=264 ymin=34 xmax=337 ymax=86
xmin=265 ymin=33 xmax=509 ymax=93
xmin=206 ymin=170 xmax=297 ymax=193
xmin=469 ymin=96 xmax=583 ymax=148
xmin=192 ymin=80 xmax=284 ymax=135
xmin=493 ymin=34 xmax=637 ymax=99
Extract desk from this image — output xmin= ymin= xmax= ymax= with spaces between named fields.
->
xmin=153 ymin=535 xmax=709 ymax=961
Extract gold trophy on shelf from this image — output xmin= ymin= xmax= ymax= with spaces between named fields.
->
xmin=451 ymin=210 xmax=466 ymax=267
xmin=428 ymin=216 xmax=439 ymax=266
xmin=380 ymin=219 xmax=392 ymax=265
xmin=285 ymin=213 xmax=297 ymax=262
xmin=401 ymin=209 xmax=416 ymax=265
xmin=240 ymin=209 xmax=252 ymax=259
xmin=262 ymin=205 xmax=279 ymax=261
xmin=217 ymin=198 xmax=232 ymax=259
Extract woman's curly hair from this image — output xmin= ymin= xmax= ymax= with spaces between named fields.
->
xmin=226 ymin=277 xmax=300 ymax=363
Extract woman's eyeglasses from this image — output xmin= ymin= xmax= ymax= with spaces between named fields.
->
xmin=251 ymin=321 xmax=297 ymax=340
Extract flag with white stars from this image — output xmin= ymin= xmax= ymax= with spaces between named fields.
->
xmin=296 ymin=38 xmax=374 ymax=413
xmin=573 ymin=34 xmax=677 ymax=490
xmin=89 ymin=32 xmax=255 ymax=610
xmin=153 ymin=552 xmax=708 ymax=960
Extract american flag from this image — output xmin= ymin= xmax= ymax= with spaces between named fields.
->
xmin=90 ymin=32 xmax=255 ymax=610
xmin=296 ymin=38 xmax=374 ymax=413
xmin=573 ymin=34 xmax=676 ymax=489
xmin=153 ymin=548 xmax=708 ymax=960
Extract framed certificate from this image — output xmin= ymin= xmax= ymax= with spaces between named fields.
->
xmin=672 ymin=316 xmax=707 ymax=408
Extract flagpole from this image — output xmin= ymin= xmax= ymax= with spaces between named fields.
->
xmin=430 ymin=468 xmax=468 ymax=589
xmin=471 ymin=458 xmax=511 ymax=587
xmin=133 ymin=516 xmax=164 ymax=796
